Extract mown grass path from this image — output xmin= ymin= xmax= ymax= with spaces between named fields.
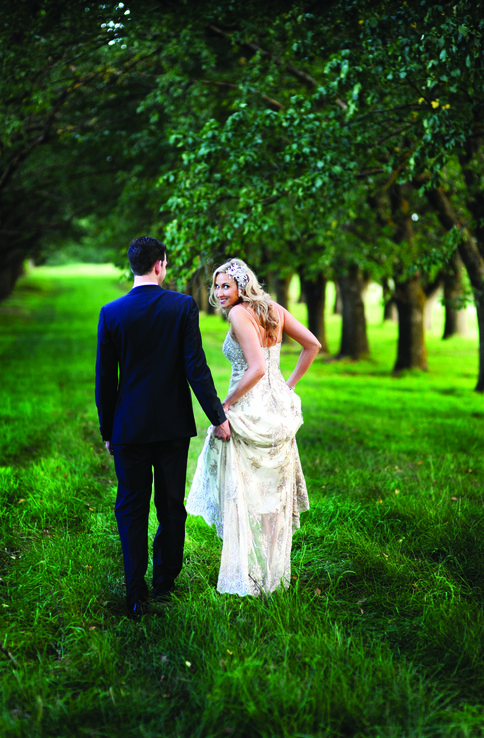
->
xmin=1 ymin=265 xmax=484 ymax=737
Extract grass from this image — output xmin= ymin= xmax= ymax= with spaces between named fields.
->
xmin=0 ymin=263 xmax=483 ymax=737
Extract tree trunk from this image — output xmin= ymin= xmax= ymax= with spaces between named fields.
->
xmin=299 ymin=272 xmax=328 ymax=352
xmin=476 ymin=300 xmax=484 ymax=392
xmin=389 ymin=183 xmax=428 ymax=372
xmin=393 ymin=275 xmax=428 ymax=371
xmin=381 ymin=277 xmax=397 ymax=322
xmin=383 ymin=299 xmax=398 ymax=322
xmin=333 ymin=281 xmax=342 ymax=315
xmin=184 ymin=269 xmax=214 ymax=312
xmin=200 ymin=276 xmax=215 ymax=314
xmin=424 ymin=285 xmax=441 ymax=332
xmin=298 ymin=276 xmax=306 ymax=303
xmin=272 ymin=274 xmax=292 ymax=342
xmin=274 ymin=274 xmax=292 ymax=311
xmin=442 ymin=252 xmax=466 ymax=338
xmin=337 ymin=265 xmax=370 ymax=360
xmin=458 ymin=133 xmax=484 ymax=251
xmin=0 ymin=258 xmax=24 ymax=302
xmin=425 ymin=185 xmax=484 ymax=390
xmin=458 ymin=133 xmax=484 ymax=387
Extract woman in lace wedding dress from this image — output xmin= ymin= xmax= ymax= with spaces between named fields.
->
xmin=186 ymin=259 xmax=321 ymax=596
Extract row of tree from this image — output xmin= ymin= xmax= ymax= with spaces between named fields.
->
xmin=1 ymin=1 xmax=483 ymax=387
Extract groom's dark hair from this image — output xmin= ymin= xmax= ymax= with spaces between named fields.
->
xmin=128 ymin=236 xmax=167 ymax=276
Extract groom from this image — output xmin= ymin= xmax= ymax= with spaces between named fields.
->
xmin=95 ymin=235 xmax=230 ymax=618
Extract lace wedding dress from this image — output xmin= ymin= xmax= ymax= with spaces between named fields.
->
xmin=186 ymin=329 xmax=309 ymax=596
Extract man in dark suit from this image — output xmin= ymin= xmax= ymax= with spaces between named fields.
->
xmin=95 ymin=235 xmax=230 ymax=619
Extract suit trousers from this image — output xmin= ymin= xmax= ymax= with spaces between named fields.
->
xmin=113 ymin=438 xmax=190 ymax=606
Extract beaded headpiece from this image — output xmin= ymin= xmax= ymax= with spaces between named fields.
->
xmin=224 ymin=261 xmax=249 ymax=292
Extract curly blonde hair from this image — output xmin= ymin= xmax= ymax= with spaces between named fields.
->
xmin=209 ymin=258 xmax=280 ymax=342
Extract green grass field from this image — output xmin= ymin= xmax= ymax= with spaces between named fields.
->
xmin=1 ymin=264 xmax=483 ymax=737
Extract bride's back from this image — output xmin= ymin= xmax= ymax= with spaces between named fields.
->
xmin=237 ymin=302 xmax=283 ymax=348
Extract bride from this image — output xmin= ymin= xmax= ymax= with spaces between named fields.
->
xmin=186 ymin=259 xmax=321 ymax=596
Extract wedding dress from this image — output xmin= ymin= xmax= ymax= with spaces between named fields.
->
xmin=186 ymin=328 xmax=309 ymax=596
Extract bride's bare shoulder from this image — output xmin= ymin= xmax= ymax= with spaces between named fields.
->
xmin=229 ymin=303 xmax=256 ymax=321
xmin=227 ymin=303 xmax=245 ymax=322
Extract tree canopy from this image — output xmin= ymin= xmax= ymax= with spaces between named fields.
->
xmin=1 ymin=0 xmax=484 ymax=383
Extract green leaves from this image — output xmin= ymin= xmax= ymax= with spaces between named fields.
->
xmin=1 ymin=0 xmax=482 ymax=294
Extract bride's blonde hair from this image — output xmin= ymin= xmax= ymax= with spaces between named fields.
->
xmin=209 ymin=258 xmax=279 ymax=342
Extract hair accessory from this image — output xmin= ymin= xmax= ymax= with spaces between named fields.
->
xmin=225 ymin=262 xmax=249 ymax=290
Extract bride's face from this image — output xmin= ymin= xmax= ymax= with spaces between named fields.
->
xmin=214 ymin=273 xmax=239 ymax=309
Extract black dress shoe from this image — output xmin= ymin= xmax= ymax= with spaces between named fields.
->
xmin=127 ymin=601 xmax=149 ymax=620
xmin=152 ymin=586 xmax=175 ymax=603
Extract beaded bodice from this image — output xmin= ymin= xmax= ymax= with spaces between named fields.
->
xmin=222 ymin=330 xmax=282 ymax=394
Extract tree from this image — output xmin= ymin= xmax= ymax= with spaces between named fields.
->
xmin=3 ymin=0 xmax=483 ymax=388
xmin=0 ymin=0 xmax=170 ymax=296
xmin=160 ymin=0 xmax=483 ymax=382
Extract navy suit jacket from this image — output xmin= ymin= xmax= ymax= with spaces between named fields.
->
xmin=95 ymin=285 xmax=226 ymax=444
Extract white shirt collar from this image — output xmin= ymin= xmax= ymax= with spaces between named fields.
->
xmin=132 ymin=282 xmax=159 ymax=288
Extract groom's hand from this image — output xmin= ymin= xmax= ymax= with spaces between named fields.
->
xmin=213 ymin=419 xmax=231 ymax=441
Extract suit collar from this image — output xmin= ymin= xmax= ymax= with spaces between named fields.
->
xmin=130 ymin=284 xmax=162 ymax=292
